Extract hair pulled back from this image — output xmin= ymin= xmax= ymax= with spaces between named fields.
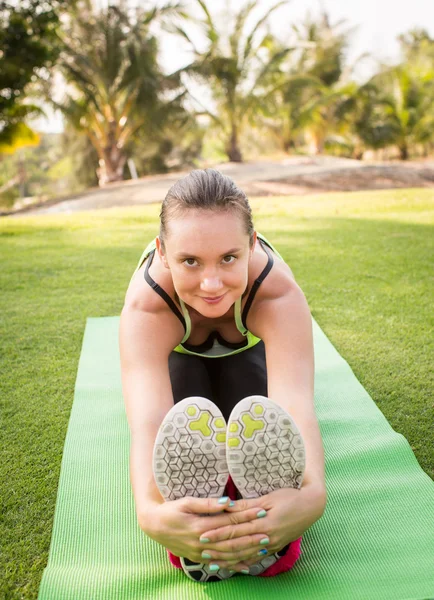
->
xmin=159 ymin=169 xmax=254 ymax=250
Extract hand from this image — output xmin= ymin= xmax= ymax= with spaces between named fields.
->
xmin=139 ymin=495 xmax=271 ymax=571
xmin=196 ymin=480 xmax=327 ymax=570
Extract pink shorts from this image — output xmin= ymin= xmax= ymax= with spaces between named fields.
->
xmin=166 ymin=475 xmax=302 ymax=578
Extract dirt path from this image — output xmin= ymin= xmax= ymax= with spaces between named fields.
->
xmin=7 ymin=156 xmax=434 ymax=216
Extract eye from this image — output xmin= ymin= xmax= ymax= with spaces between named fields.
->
xmin=183 ymin=258 xmax=198 ymax=267
xmin=222 ymin=255 xmax=236 ymax=264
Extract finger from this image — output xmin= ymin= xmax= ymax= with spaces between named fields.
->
xmin=200 ymin=533 xmax=270 ymax=556
xmin=223 ymin=497 xmax=269 ymax=512
xmin=199 ymin=514 xmax=268 ymax=544
xmin=222 ymin=549 xmax=277 ymax=572
xmin=180 ymin=495 xmax=234 ymax=514
xmin=199 ymin=540 xmax=271 ymax=565
xmin=207 ymin=546 xmax=270 ymax=571
xmin=198 ymin=506 xmax=267 ymax=538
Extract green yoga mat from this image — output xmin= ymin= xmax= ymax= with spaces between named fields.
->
xmin=38 ymin=317 xmax=434 ymax=600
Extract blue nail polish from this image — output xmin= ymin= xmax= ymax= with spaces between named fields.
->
xmin=260 ymin=537 xmax=270 ymax=545
xmin=257 ymin=509 xmax=267 ymax=518
xmin=199 ymin=537 xmax=210 ymax=543
xmin=258 ymin=549 xmax=268 ymax=555
xmin=241 ymin=569 xmax=250 ymax=574
xmin=229 ymin=501 xmax=235 ymax=507
xmin=201 ymin=552 xmax=211 ymax=559
xmin=218 ymin=496 xmax=229 ymax=504
xmin=209 ymin=564 xmax=220 ymax=572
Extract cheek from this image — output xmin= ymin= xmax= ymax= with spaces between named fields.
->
xmin=171 ymin=267 xmax=196 ymax=292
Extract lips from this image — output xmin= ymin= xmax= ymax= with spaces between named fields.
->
xmin=202 ymin=293 xmax=226 ymax=303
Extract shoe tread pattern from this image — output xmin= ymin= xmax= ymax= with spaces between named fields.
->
xmin=227 ymin=396 xmax=306 ymax=576
xmin=153 ymin=397 xmax=233 ymax=582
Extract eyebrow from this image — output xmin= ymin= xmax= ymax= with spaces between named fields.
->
xmin=174 ymin=247 xmax=243 ymax=259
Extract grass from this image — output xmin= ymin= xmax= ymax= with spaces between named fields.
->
xmin=1 ymin=187 xmax=433 ymax=599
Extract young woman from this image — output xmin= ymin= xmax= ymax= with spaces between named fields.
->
xmin=120 ymin=169 xmax=326 ymax=580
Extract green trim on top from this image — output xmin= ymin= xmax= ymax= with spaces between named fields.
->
xmin=178 ymin=298 xmax=191 ymax=344
xmin=256 ymin=231 xmax=284 ymax=260
xmin=234 ymin=296 xmax=248 ymax=336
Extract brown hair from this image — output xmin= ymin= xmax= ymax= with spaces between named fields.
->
xmin=159 ymin=169 xmax=254 ymax=250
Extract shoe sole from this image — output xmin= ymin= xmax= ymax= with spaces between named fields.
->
xmin=153 ymin=396 xmax=234 ymax=582
xmin=153 ymin=396 xmax=229 ymax=501
xmin=226 ymin=395 xmax=306 ymax=575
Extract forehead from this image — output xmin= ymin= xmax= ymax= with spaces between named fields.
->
xmin=165 ymin=209 xmax=248 ymax=254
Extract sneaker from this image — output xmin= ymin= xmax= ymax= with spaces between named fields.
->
xmin=153 ymin=396 xmax=235 ymax=582
xmin=226 ymin=395 xmax=306 ymax=576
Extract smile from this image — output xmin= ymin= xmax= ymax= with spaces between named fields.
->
xmin=201 ymin=294 xmax=226 ymax=304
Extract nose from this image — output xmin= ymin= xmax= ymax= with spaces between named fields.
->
xmin=200 ymin=276 xmax=224 ymax=295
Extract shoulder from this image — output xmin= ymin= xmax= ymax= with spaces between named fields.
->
xmin=246 ymin=249 xmax=310 ymax=340
xmin=121 ymin=259 xmax=185 ymax=349
xmin=124 ymin=250 xmax=176 ymax=314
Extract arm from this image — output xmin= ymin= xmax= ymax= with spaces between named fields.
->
xmin=119 ymin=301 xmax=184 ymax=529
xmin=249 ymin=279 xmax=326 ymax=498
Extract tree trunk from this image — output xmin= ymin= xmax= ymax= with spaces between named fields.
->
xmin=96 ymin=121 xmax=127 ymax=186
xmin=97 ymin=149 xmax=126 ymax=186
xmin=283 ymin=138 xmax=293 ymax=153
xmin=399 ymin=143 xmax=409 ymax=160
xmin=226 ymin=125 xmax=243 ymax=162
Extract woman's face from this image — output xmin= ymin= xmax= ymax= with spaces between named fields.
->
xmin=157 ymin=209 xmax=256 ymax=317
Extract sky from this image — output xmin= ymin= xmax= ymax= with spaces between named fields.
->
xmin=34 ymin=0 xmax=434 ymax=133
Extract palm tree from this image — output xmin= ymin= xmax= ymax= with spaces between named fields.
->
xmin=259 ymin=9 xmax=360 ymax=155
xmin=53 ymin=1 xmax=185 ymax=185
xmin=170 ymin=0 xmax=291 ymax=162
xmin=365 ymin=64 xmax=434 ymax=159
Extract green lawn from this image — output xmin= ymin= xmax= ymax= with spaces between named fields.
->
xmin=1 ymin=187 xmax=433 ymax=599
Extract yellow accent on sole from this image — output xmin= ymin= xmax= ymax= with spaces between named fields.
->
xmin=216 ymin=433 xmax=226 ymax=443
xmin=254 ymin=405 xmax=264 ymax=415
xmin=187 ymin=406 xmax=197 ymax=416
xmin=228 ymin=438 xmax=240 ymax=447
xmin=215 ymin=418 xmax=225 ymax=429
xmin=189 ymin=412 xmax=212 ymax=436
xmin=229 ymin=423 xmax=239 ymax=432
xmin=242 ymin=414 xmax=264 ymax=439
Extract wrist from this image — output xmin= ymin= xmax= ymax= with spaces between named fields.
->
xmin=301 ymin=478 xmax=327 ymax=518
xmin=137 ymin=500 xmax=163 ymax=535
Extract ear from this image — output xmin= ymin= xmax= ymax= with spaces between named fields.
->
xmin=156 ymin=236 xmax=170 ymax=269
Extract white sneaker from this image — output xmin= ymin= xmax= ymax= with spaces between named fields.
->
xmin=153 ymin=396 xmax=234 ymax=582
xmin=226 ymin=396 xmax=306 ymax=576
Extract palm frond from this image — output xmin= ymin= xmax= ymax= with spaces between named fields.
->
xmin=242 ymin=0 xmax=288 ymax=66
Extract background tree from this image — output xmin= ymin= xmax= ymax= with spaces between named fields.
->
xmin=366 ymin=64 xmax=434 ymax=159
xmin=170 ymin=0 xmax=292 ymax=162
xmin=0 ymin=0 xmax=65 ymax=153
xmin=52 ymin=0 xmax=191 ymax=185
xmin=258 ymin=10 xmax=358 ymax=155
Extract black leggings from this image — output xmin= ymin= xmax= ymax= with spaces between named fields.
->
xmin=168 ymin=341 xmax=267 ymax=422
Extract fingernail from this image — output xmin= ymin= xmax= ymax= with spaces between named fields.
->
xmin=218 ymin=496 xmax=229 ymax=504
xmin=229 ymin=570 xmax=236 ymax=574
xmin=209 ymin=564 xmax=220 ymax=572
xmin=258 ymin=549 xmax=268 ymax=555
xmin=257 ymin=509 xmax=267 ymax=518
xmin=199 ymin=537 xmax=210 ymax=543
xmin=260 ymin=537 xmax=270 ymax=545
xmin=241 ymin=569 xmax=250 ymax=574
xmin=201 ymin=551 xmax=212 ymax=559
xmin=229 ymin=501 xmax=235 ymax=507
